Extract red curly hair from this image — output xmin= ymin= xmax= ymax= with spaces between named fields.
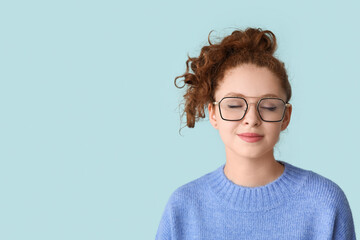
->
xmin=174 ymin=27 xmax=292 ymax=128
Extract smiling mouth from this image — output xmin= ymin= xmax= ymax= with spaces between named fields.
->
xmin=237 ymin=134 xmax=264 ymax=143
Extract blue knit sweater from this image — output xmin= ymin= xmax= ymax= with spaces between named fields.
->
xmin=156 ymin=161 xmax=356 ymax=239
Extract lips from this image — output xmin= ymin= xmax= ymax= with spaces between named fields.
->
xmin=238 ymin=133 xmax=264 ymax=143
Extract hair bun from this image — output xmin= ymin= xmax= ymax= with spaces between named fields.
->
xmin=219 ymin=28 xmax=277 ymax=55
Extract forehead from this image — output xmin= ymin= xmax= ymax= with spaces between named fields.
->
xmin=215 ymin=64 xmax=286 ymax=100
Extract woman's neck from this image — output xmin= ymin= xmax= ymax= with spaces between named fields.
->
xmin=223 ymin=149 xmax=285 ymax=187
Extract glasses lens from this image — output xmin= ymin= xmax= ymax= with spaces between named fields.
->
xmin=219 ymin=98 xmax=247 ymax=120
xmin=258 ymin=98 xmax=286 ymax=121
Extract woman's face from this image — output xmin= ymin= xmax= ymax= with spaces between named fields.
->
xmin=208 ymin=63 xmax=292 ymax=160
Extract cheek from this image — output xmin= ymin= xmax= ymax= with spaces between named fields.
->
xmin=217 ymin=121 xmax=238 ymax=141
xmin=266 ymin=124 xmax=283 ymax=142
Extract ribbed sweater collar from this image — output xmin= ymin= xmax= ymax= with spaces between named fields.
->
xmin=206 ymin=161 xmax=310 ymax=212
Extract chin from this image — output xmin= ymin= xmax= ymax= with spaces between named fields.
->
xmin=232 ymin=146 xmax=273 ymax=160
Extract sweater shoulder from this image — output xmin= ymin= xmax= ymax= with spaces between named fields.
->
xmin=303 ymin=169 xmax=349 ymax=208
xmin=166 ymin=168 xmax=215 ymax=208
xmin=304 ymin=170 xmax=356 ymax=238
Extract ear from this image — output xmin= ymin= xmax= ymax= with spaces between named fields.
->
xmin=208 ymin=103 xmax=218 ymax=129
xmin=281 ymin=104 xmax=292 ymax=131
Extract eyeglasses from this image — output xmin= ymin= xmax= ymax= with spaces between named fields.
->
xmin=213 ymin=97 xmax=291 ymax=122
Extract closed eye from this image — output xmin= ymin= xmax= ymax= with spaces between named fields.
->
xmin=228 ymin=105 xmax=243 ymax=108
xmin=261 ymin=106 xmax=277 ymax=111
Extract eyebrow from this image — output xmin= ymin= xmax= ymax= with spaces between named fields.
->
xmin=224 ymin=92 xmax=280 ymax=98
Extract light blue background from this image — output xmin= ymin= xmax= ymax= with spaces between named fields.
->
xmin=0 ymin=0 xmax=359 ymax=239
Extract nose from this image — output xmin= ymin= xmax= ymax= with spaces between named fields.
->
xmin=243 ymin=102 xmax=261 ymax=126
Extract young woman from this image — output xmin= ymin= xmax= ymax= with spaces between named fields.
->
xmin=155 ymin=28 xmax=356 ymax=239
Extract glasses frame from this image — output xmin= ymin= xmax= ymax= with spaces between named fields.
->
xmin=213 ymin=96 xmax=291 ymax=122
